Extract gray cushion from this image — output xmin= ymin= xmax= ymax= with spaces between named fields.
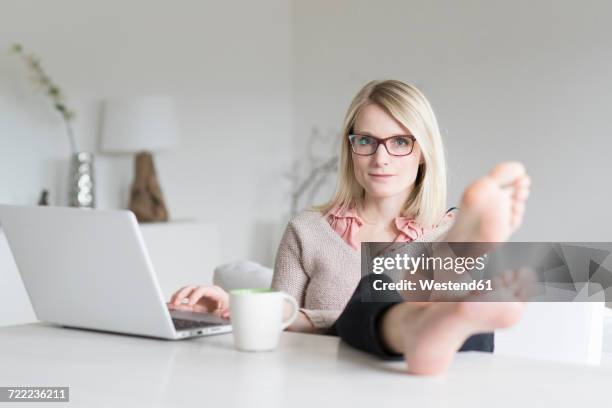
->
xmin=213 ymin=260 xmax=273 ymax=291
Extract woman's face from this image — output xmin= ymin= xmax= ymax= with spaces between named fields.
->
xmin=351 ymin=103 xmax=422 ymax=200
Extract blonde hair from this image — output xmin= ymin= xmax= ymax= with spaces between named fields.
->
xmin=314 ymin=80 xmax=447 ymax=227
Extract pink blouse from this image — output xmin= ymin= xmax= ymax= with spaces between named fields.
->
xmin=325 ymin=206 xmax=456 ymax=250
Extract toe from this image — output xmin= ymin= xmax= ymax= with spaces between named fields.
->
xmin=512 ymin=200 xmax=525 ymax=216
xmin=511 ymin=202 xmax=525 ymax=228
xmin=513 ymin=186 xmax=530 ymax=202
xmin=489 ymin=162 xmax=527 ymax=187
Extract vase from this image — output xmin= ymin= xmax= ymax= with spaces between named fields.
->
xmin=69 ymin=152 xmax=95 ymax=208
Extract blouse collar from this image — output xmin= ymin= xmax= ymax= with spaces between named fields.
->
xmin=327 ymin=205 xmax=423 ymax=239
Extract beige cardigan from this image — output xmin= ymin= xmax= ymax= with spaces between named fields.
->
xmin=271 ymin=210 xmax=454 ymax=331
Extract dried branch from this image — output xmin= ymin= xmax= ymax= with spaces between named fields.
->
xmin=287 ymin=128 xmax=339 ymax=215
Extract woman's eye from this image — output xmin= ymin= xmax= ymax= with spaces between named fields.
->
xmin=357 ymin=136 xmax=374 ymax=145
xmin=393 ymin=137 xmax=410 ymax=146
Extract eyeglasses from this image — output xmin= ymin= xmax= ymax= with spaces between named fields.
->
xmin=348 ymin=134 xmax=416 ymax=156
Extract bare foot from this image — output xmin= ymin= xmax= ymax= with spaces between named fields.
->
xmin=383 ymin=269 xmax=533 ymax=375
xmin=381 ymin=162 xmax=532 ymax=375
xmin=445 ymin=161 xmax=530 ymax=243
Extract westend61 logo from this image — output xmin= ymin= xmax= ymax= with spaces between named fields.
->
xmin=359 ymin=242 xmax=612 ymax=303
xmin=371 ymin=253 xmax=488 ymax=275
xmin=369 ymin=252 xmax=492 ymax=294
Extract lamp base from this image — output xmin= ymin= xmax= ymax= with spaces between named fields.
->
xmin=129 ymin=151 xmax=169 ymax=222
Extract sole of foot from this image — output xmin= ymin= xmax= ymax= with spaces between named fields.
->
xmin=401 ymin=269 xmax=530 ymax=375
xmin=446 ymin=161 xmax=530 ymax=244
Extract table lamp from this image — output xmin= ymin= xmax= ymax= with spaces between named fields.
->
xmin=100 ymin=96 xmax=179 ymax=222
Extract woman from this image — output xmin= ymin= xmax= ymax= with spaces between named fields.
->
xmin=169 ymin=80 xmax=530 ymax=352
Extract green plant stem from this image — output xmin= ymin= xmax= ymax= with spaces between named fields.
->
xmin=10 ymin=43 xmax=79 ymax=154
xmin=64 ymin=120 xmax=77 ymax=154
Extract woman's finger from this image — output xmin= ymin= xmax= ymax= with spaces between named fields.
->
xmin=172 ymin=285 xmax=196 ymax=305
xmin=170 ymin=285 xmax=193 ymax=304
xmin=187 ymin=286 xmax=221 ymax=307
xmin=169 ymin=287 xmax=189 ymax=304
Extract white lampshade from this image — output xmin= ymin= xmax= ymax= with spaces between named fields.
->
xmin=100 ymin=96 xmax=179 ymax=153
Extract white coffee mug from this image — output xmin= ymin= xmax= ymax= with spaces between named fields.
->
xmin=229 ymin=288 xmax=299 ymax=352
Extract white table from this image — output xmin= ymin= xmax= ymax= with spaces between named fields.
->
xmin=1 ymin=323 xmax=611 ymax=408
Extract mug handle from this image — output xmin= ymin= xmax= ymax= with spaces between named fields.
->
xmin=281 ymin=293 xmax=299 ymax=330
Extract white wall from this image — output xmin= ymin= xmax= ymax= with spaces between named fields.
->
xmin=2 ymin=0 xmax=612 ymax=327
xmin=0 ymin=0 xmax=293 ymax=265
xmin=0 ymin=0 xmax=292 ymax=326
xmin=292 ymin=0 xmax=612 ymax=241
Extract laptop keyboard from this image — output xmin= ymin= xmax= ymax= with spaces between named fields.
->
xmin=172 ymin=318 xmax=225 ymax=331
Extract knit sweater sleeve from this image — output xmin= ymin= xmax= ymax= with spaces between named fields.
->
xmin=271 ymin=222 xmax=308 ymax=305
xmin=271 ymin=219 xmax=342 ymax=332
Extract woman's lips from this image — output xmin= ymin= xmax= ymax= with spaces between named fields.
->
xmin=369 ymin=173 xmax=395 ymax=179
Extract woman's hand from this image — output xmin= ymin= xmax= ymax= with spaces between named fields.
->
xmin=167 ymin=285 xmax=230 ymax=319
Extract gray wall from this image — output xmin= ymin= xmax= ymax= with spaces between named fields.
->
xmin=293 ymin=0 xmax=612 ymax=241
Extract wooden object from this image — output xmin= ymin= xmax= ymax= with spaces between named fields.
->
xmin=129 ymin=152 xmax=169 ymax=222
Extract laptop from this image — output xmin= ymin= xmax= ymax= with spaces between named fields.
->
xmin=0 ymin=204 xmax=232 ymax=340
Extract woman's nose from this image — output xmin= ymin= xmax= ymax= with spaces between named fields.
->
xmin=372 ymin=143 xmax=391 ymax=166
